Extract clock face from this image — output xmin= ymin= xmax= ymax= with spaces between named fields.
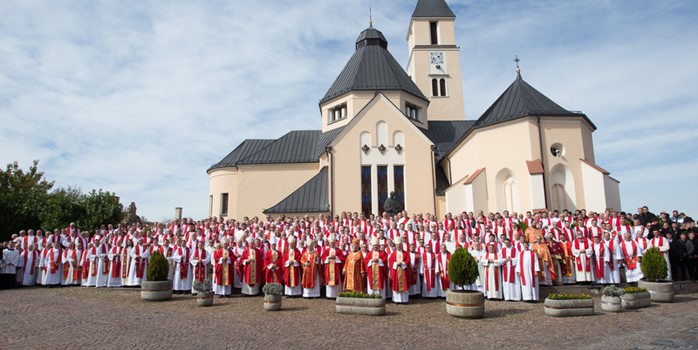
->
xmin=430 ymin=51 xmax=444 ymax=65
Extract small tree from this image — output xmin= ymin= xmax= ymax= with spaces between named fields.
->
xmin=448 ymin=247 xmax=479 ymax=288
xmin=147 ymin=251 xmax=169 ymax=281
xmin=641 ymin=247 xmax=668 ymax=282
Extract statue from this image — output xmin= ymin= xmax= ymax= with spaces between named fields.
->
xmin=383 ymin=191 xmax=402 ymax=217
xmin=123 ymin=202 xmax=142 ymax=226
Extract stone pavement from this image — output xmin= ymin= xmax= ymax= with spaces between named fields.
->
xmin=1 ymin=287 xmax=697 ymax=349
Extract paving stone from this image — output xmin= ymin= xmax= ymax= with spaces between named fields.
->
xmin=1 ymin=287 xmax=697 ymax=349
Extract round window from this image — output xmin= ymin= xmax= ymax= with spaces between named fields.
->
xmin=550 ymin=143 xmax=564 ymax=158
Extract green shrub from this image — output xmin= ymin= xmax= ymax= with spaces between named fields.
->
xmin=262 ymin=283 xmax=283 ymax=296
xmin=623 ymin=287 xmax=648 ymax=294
xmin=547 ymin=293 xmax=592 ymax=300
xmin=338 ymin=291 xmax=382 ymax=299
xmin=601 ymin=285 xmax=625 ymax=297
xmin=641 ymin=247 xmax=668 ymax=282
xmin=147 ymin=251 xmax=169 ymax=282
xmin=448 ymin=247 xmax=479 ymax=287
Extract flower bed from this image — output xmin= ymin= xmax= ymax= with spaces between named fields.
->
xmin=544 ymin=293 xmax=594 ymax=317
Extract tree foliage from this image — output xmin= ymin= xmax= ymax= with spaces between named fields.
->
xmin=0 ymin=160 xmax=54 ymax=240
xmin=0 ymin=160 xmax=125 ymax=241
xmin=80 ymin=189 xmax=125 ymax=231
xmin=39 ymin=187 xmax=85 ymax=230
xmin=448 ymin=247 xmax=479 ymax=287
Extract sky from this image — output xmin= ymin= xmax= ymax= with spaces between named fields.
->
xmin=1 ymin=0 xmax=696 ymax=222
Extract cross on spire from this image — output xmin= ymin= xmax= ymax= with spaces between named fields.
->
xmin=369 ymin=6 xmax=373 ymax=28
xmin=514 ymin=55 xmax=521 ymax=76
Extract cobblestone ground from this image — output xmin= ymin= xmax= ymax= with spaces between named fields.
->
xmin=1 ymin=287 xmax=697 ymax=349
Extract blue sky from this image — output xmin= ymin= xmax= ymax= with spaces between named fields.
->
xmin=1 ymin=0 xmax=696 ymax=221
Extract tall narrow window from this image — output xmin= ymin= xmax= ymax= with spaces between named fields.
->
xmin=377 ymin=166 xmax=388 ymax=215
xmin=393 ymin=165 xmax=405 ymax=211
xmin=361 ymin=166 xmax=372 ymax=216
xmin=552 ymin=184 xmax=565 ymax=212
xmin=439 ymin=78 xmax=447 ymax=96
xmin=430 ymin=21 xmax=438 ymax=45
xmin=432 ymin=79 xmax=438 ymax=97
xmin=220 ymin=193 xmax=229 ymax=217
xmin=209 ymin=195 xmax=213 ymax=217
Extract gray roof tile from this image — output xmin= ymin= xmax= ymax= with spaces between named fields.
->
xmin=421 ymin=120 xmax=475 ymax=161
xmin=263 ymin=167 xmax=329 ymax=214
xmin=320 ymin=27 xmax=428 ymax=104
xmin=209 ymin=128 xmax=345 ymax=171
xmin=207 ymin=139 xmax=274 ymax=172
xmin=412 ymin=0 xmax=456 ymax=18
xmin=474 ymin=73 xmax=594 ymax=129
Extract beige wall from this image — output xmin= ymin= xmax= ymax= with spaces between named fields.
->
xmin=539 ymin=117 xmax=596 ymax=209
xmin=208 ymin=163 xmax=320 ymax=219
xmin=447 ymin=119 xmax=537 ymax=214
xmin=330 ymin=94 xmax=435 ymax=216
xmin=209 ymin=168 xmax=238 ymax=218
xmin=407 ymin=18 xmax=464 ymax=121
xmin=320 ymin=90 xmax=429 ymax=132
xmin=445 ymin=116 xmax=614 ymax=215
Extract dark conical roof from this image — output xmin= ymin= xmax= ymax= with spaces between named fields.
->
xmin=473 ymin=72 xmax=595 ymax=129
xmin=412 ymin=0 xmax=456 ymax=18
xmin=320 ymin=27 xmax=427 ymax=104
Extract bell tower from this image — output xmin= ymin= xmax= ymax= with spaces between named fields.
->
xmin=407 ymin=0 xmax=465 ymax=121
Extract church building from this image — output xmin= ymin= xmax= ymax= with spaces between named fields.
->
xmin=207 ymin=0 xmax=621 ymax=219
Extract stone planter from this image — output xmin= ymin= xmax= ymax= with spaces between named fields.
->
xmin=264 ymin=294 xmax=282 ymax=311
xmin=638 ymin=280 xmax=674 ymax=303
xmin=141 ymin=280 xmax=173 ymax=302
xmin=335 ymin=297 xmax=385 ymax=316
xmin=544 ymin=298 xmax=594 ymax=317
xmin=621 ymin=291 xmax=651 ymax=309
xmin=601 ymin=295 xmax=622 ymax=312
xmin=446 ymin=290 xmax=484 ymax=319
xmin=197 ymin=291 xmax=214 ymax=307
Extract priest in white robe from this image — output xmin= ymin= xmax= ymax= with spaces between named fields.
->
xmin=501 ymin=238 xmax=521 ymax=301
xmin=190 ymin=241 xmax=211 ymax=294
xmin=420 ymin=244 xmax=438 ymax=298
xmin=61 ymin=242 xmax=81 ymax=286
xmin=42 ymin=243 xmax=62 ymax=286
xmin=571 ymin=232 xmax=594 ymax=283
xmin=480 ymin=243 xmax=503 ymax=299
xmin=127 ymin=239 xmax=150 ymax=286
xmin=518 ymin=242 xmax=540 ymax=301
xmin=620 ymin=232 xmax=643 ymax=283
xmin=172 ymin=239 xmax=193 ymax=294
xmin=93 ymin=240 xmax=110 ymax=288
xmin=19 ymin=245 xmax=39 ymax=286
xmin=592 ymin=235 xmax=610 ymax=284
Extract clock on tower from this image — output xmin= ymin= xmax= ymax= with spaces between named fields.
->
xmin=430 ymin=51 xmax=444 ymax=65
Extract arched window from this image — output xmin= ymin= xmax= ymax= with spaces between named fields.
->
xmin=431 ymin=79 xmax=438 ymax=97
xmin=552 ymin=184 xmax=565 ymax=212
xmin=439 ymin=78 xmax=447 ymax=97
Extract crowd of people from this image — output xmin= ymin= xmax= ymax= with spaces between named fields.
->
xmin=1 ymin=206 xmax=696 ymax=304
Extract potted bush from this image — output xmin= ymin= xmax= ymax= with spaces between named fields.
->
xmin=446 ymin=247 xmax=483 ymax=319
xmin=193 ymin=279 xmax=214 ymax=307
xmin=544 ymin=293 xmax=594 ymax=317
xmin=621 ymin=286 xmax=651 ymax=309
xmin=262 ymin=283 xmax=283 ymax=311
xmin=141 ymin=251 xmax=173 ymax=301
xmin=600 ymin=285 xmax=624 ymax=312
xmin=637 ymin=247 xmax=674 ymax=302
xmin=335 ymin=291 xmax=385 ymax=316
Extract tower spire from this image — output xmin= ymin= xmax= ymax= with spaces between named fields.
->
xmin=369 ymin=6 xmax=373 ymax=28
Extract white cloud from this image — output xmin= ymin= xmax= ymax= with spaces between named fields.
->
xmin=0 ymin=0 xmax=696 ymax=221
